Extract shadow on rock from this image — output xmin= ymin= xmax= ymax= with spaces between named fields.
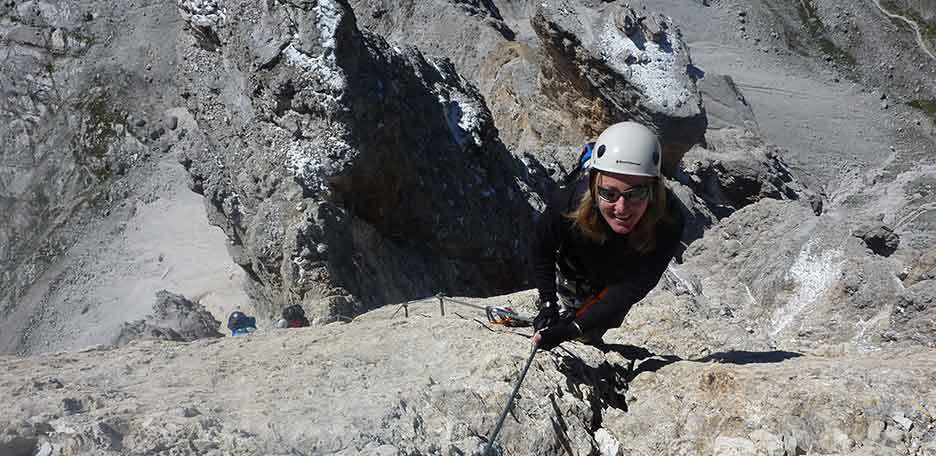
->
xmin=550 ymin=344 xmax=803 ymax=416
xmin=597 ymin=343 xmax=802 ymax=380
xmin=548 ymin=395 xmax=577 ymax=456
xmin=695 ymin=349 xmax=803 ymax=364
xmin=555 ymin=350 xmax=630 ymax=417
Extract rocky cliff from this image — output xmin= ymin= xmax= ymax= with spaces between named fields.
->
xmin=2 ymin=290 xmax=935 ymax=455
xmin=0 ymin=0 xmax=250 ymax=355
xmin=174 ymin=0 xmax=542 ymax=323
xmin=2 ymin=0 xmax=936 ymax=454
xmin=1 ymin=0 xmax=819 ymax=352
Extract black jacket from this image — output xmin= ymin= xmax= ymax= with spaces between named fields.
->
xmin=530 ymin=178 xmax=684 ymax=332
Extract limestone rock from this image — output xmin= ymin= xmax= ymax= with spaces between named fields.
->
xmin=348 ymin=0 xmax=706 ymax=177
xmin=905 ymin=247 xmax=936 ymax=286
xmin=531 ymin=1 xmax=707 ymax=170
xmin=595 ymin=428 xmax=623 ymax=456
xmin=0 ymin=314 xmax=611 ymax=456
xmin=605 ymin=349 xmax=936 ymax=456
xmin=177 ymin=0 xmax=539 ymax=322
xmin=698 ymin=74 xmax=758 ymax=131
xmin=886 ymin=280 xmax=936 ymax=347
xmin=0 ymin=1 xmax=211 ymax=355
xmin=675 ymin=128 xmax=823 ymax=239
xmin=669 ymin=125 xmax=823 ymax=245
xmin=178 ymin=0 xmax=226 ymax=29
xmin=852 ymin=222 xmax=900 ymax=257
xmin=668 ymin=178 xmax=721 ymax=247
xmin=178 ymin=0 xmax=226 ymax=50
xmin=2 ymin=294 xmax=936 ymax=456
xmin=617 ymin=199 xmax=910 ymax=357
xmin=114 ymin=290 xmax=223 ymax=346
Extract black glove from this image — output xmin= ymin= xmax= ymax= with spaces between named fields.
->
xmin=536 ymin=323 xmax=581 ymax=351
xmin=533 ymin=300 xmax=559 ymax=332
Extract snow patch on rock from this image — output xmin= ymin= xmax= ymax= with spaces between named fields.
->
xmin=178 ymin=0 xmax=226 ymax=28
xmin=285 ymin=135 xmax=351 ymax=195
xmin=314 ymin=0 xmax=342 ymax=50
xmin=438 ymin=91 xmax=484 ymax=147
xmin=286 ymin=141 xmax=328 ymax=193
xmin=283 ymin=44 xmax=346 ymax=93
xmin=279 ymin=0 xmax=348 ymax=101
xmin=596 ymin=20 xmax=694 ymax=115
xmin=770 ymin=240 xmax=844 ymax=338
xmin=595 ymin=428 xmax=622 ymax=456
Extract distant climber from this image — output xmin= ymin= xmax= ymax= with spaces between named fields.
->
xmin=227 ymin=311 xmax=257 ymax=336
xmin=530 ymin=122 xmax=685 ymax=350
xmin=275 ymin=304 xmax=311 ymax=329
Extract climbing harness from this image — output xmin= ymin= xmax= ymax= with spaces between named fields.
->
xmin=573 ymin=288 xmax=609 ymax=318
xmin=481 ymin=340 xmax=539 ymax=455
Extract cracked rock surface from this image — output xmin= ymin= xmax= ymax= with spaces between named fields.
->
xmin=174 ymin=0 xmax=540 ymax=323
xmin=2 ymin=0 xmax=936 ymax=452
xmin=0 ymin=0 xmax=250 ymax=355
xmin=2 ymin=291 xmax=936 ymax=455
xmin=0 ymin=307 xmax=613 ymax=456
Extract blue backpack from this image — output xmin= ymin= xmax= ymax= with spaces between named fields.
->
xmin=227 ymin=311 xmax=256 ymax=336
xmin=561 ymin=142 xmax=595 ymax=188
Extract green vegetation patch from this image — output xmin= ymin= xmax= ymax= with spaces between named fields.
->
xmin=76 ymin=90 xmax=121 ymax=157
xmin=817 ymin=38 xmax=857 ymax=66
xmin=909 ymin=99 xmax=936 ymax=113
xmin=796 ymin=0 xmax=824 ymax=36
xmin=909 ymin=99 xmax=936 ymax=121
xmin=73 ymin=89 xmax=126 ymax=181
xmin=795 ymin=0 xmax=857 ymax=67
xmin=904 ymin=175 xmax=936 ymax=205
xmin=880 ymin=0 xmax=936 ymax=48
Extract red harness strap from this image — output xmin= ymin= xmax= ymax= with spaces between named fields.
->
xmin=575 ymin=288 xmax=609 ymax=317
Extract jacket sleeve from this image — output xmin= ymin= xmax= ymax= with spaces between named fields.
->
xmin=530 ymin=199 xmax=563 ymax=304
xmin=574 ymin=211 xmax=685 ymax=333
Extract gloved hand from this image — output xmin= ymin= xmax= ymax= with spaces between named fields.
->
xmin=535 ymin=323 xmax=582 ymax=351
xmin=533 ymin=300 xmax=559 ymax=332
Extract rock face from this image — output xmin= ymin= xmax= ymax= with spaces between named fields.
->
xmin=4 ymin=0 xmax=936 ymax=454
xmin=697 ymin=73 xmax=757 ymax=132
xmin=887 ymin=279 xmax=936 ymax=348
xmin=905 ymin=247 xmax=936 ymax=286
xmin=0 ymin=0 xmax=805 ymax=355
xmin=349 ymin=0 xmax=708 ymax=176
xmin=607 ymin=349 xmax=936 ymax=456
xmin=176 ymin=0 xmax=540 ymax=322
xmin=0 ymin=1 xmax=250 ymax=355
xmin=853 ymin=222 xmax=900 ymax=257
xmin=531 ymin=1 xmax=707 ymax=166
xmin=0 ymin=1 xmax=154 ymax=333
xmin=0 ymin=314 xmax=609 ymax=456
xmin=675 ymin=128 xmax=823 ymax=238
xmin=1 ymin=293 xmax=934 ymax=456
xmin=114 ymin=290 xmax=223 ymax=346
xmin=615 ymin=198 xmax=929 ymax=358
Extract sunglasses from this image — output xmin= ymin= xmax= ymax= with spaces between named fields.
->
xmin=596 ymin=184 xmax=652 ymax=203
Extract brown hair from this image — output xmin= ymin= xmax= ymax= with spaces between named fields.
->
xmin=564 ymin=172 xmax=671 ymax=254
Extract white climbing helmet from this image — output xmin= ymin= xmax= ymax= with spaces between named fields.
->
xmin=590 ymin=121 xmax=661 ymax=177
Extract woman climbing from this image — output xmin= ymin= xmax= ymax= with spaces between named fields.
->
xmin=530 ymin=121 xmax=685 ymax=350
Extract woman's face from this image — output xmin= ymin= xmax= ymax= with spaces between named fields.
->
xmin=595 ymin=172 xmax=653 ymax=235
